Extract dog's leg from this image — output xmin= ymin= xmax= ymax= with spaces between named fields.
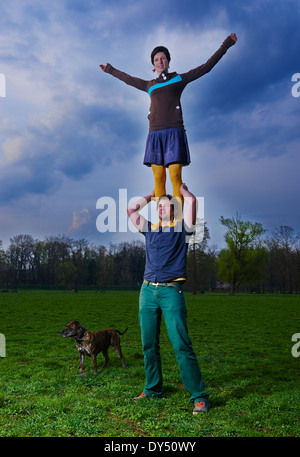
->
xmin=102 ymin=349 xmax=109 ymax=368
xmin=117 ymin=350 xmax=126 ymax=368
xmin=91 ymin=353 xmax=98 ymax=374
xmin=113 ymin=344 xmax=126 ymax=368
xmin=111 ymin=335 xmax=126 ymax=368
xmin=79 ymin=352 xmax=85 ymax=372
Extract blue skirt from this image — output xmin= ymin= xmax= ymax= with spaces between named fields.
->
xmin=143 ymin=128 xmax=191 ymax=167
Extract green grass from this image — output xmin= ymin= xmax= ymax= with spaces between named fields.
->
xmin=0 ymin=290 xmax=299 ymax=437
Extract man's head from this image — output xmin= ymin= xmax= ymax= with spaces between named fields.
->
xmin=158 ymin=194 xmax=176 ymax=222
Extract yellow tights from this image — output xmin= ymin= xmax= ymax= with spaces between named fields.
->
xmin=151 ymin=163 xmax=183 ymax=214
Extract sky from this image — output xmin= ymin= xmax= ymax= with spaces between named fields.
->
xmin=1 ymin=0 xmax=300 ymax=251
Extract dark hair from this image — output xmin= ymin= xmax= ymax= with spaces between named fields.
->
xmin=158 ymin=194 xmax=176 ymax=217
xmin=158 ymin=194 xmax=173 ymax=203
xmin=151 ymin=46 xmax=171 ymax=65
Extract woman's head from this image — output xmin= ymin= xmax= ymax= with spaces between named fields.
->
xmin=151 ymin=46 xmax=171 ymax=65
xmin=151 ymin=46 xmax=171 ymax=75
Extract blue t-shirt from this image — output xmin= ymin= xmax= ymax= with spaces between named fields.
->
xmin=141 ymin=219 xmax=193 ymax=282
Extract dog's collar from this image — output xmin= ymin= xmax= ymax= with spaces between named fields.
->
xmin=75 ymin=326 xmax=86 ymax=342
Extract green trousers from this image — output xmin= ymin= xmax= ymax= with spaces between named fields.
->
xmin=139 ymin=282 xmax=209 ymax=404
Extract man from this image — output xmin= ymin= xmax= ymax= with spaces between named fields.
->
xmin=127 ymin=184 xmax=209 ymax=414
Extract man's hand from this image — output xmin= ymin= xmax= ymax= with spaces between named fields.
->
xmin=230 ymin=33 xmax=237 ymax=43
xmin=180 ymin=183 xmax=197 ymax=228
xmin=127 ymin=191 xmax=154 ymax=232
xmin=180 ymin=183 xmax=193 ymax=197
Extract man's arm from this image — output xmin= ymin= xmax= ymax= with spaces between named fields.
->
xmin=180 ymin=183 xmax=197 ymax=229
xmin=127 ymin=191 xmax=155 ymax=232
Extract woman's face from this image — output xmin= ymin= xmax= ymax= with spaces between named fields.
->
xmin=153 ymin=52 xmax=169 ymax=75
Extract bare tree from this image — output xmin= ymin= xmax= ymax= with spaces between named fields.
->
xmin=188 ymin=219 xmax=210 ymax=294
xmin=7 ymin=235 xmax=35 ymax=287
xmin=265 ymin=226 xmax=300 ymax=293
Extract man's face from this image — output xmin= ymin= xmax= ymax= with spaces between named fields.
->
xmin=158 ymin=198 xmax=174 ymax=222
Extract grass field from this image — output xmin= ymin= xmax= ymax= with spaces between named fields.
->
xmin=0 ymin=289 xmax=299 ymax=437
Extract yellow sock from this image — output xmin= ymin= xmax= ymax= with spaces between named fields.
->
xmin=151 ymin=164 xmax=166 ymax=199
xmin=169 ymin=163 xmax=183 ymax=216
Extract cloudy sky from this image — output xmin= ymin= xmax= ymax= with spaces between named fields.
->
xmin=1 ymin=0 xmax=299 ymax=250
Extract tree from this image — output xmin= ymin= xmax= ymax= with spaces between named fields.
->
xmin=57 ymin=262 xmax=78 ymax=290
xmin=217 ymin=213 xmax=267 ymax=295
xmin=31 ymin=240 xmax=48 ymax=285
xmin=187 ymin=219 xmax=211 ymax=294
xmin=71 ymin=239 xmax=89 ymax=292
xmin=45 ymin=235 xmax=72 ymax=286
xmin=0 ymin=241 xmax=9 ymax=288
xmin=7 ymin=234 xmax=35 ymax=287
xmin=265 ymin=226 xmax=300 ymax=293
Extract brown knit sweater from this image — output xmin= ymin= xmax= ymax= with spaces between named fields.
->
xmin=104 ymin=36 xmax=236 ymax=131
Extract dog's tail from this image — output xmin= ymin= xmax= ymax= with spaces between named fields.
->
xmin=116 ymin=327 xmax=128 ymax=336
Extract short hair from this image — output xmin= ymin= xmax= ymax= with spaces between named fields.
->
xmin=158 ymin=194 xmax=178 ymax=218
xmin=151 ymin=46 xmax=171 ymax=65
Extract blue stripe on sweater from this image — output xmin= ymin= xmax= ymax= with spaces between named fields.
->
xmin=148 ymin=74 xmax=182 ymax=97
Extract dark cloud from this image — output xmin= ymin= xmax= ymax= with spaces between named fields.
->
xmin=0 ymin=0 xmax=300 ymax=249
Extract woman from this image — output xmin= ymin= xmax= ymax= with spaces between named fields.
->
xmin=100 ymin=33 xmax=237 ymax=207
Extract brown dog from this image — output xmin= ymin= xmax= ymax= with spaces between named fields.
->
xmin=61 ymin=320 xmax=128 ymax=374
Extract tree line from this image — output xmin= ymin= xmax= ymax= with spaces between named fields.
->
xmin=0 ymin=215 xmax=299 ymax=294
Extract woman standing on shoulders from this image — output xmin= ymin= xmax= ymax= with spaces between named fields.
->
xmin=100 ymin=33 xmax=237 ymax=209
